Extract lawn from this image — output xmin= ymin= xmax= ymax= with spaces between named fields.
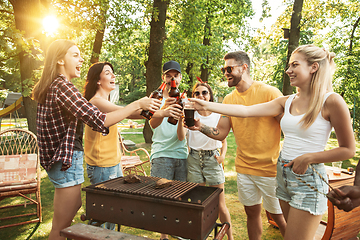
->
xmin=1 ymin=119 xmax=359 ymax=239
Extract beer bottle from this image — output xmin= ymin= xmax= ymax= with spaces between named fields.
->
xmin=141 ymin=82 xmax=166 ymax=120
xmin=168 ymin=89 xmax=187 ymax=125
xmin=168 ymin=77 xmax=180 ymax=99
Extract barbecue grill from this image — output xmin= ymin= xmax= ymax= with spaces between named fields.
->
xmin=81 ymin=175 xmax=223 ymax=240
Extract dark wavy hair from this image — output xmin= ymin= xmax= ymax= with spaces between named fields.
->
xmin=192 ymin=82 xmax=214 ymax=102
xmin=84 ymin=62 xmax=114 ymax=101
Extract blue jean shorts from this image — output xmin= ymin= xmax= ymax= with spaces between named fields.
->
xmin=276 ymin=153 xmax=328 ymax=215
xmin=47 ymin=151 xmax=84 ymax=188
xmin=187 ymin=148 xmax=225 ymax=186
xmin=86 ymin=163 xmax=123 ymax=185
xmin=86 ymin=163 xmax=123 ymax=230
xmin=150 ymin=157 xmax=187 ymax=182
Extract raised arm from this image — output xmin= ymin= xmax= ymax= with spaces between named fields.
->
xmin=190 ymin=96 xmax=286 ymax=118
xmin=104 ymin=97 xmax=161 ymax=127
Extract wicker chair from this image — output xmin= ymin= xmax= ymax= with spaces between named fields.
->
xmin=0 ymin=128 xmax=42 ymax=229
xmin=118 ymin=132 xmax=150 ymax=176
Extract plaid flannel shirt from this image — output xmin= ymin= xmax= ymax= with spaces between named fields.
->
xmin=37 ymin=75 xmax=109 ymax=171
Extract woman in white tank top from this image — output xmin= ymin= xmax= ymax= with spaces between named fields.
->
xmin=178 ymin=82 xmax=234 ymax=240
xmin=190 ymin=45 xmax=356 ymax=240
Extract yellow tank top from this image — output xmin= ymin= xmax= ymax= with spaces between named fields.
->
xmin=84 ymin=124 xmax=121 ymax=167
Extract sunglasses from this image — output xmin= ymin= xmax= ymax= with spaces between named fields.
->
xmin=221 ymin=64 xmax=242 ymax=74
xmin=194 ymin=90 xmax=209 ymax=97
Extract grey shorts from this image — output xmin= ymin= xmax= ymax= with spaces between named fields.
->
xmin=150 ymin=157 xmax=187 ymax=182
xmin=187 ymin=148 xmax=225 ymax=186
xmin=276 ymin=153 xmax=328 ymax=215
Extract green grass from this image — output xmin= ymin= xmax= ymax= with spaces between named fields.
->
xmin=1 ymin=121 xmax=359 ymax=239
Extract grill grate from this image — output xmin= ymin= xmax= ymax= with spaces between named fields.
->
xmin=94 ymin=176 xmax=198 ymax=200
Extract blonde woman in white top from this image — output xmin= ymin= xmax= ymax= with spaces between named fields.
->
xmin=189 ymin=45 xmax=356 ymax=240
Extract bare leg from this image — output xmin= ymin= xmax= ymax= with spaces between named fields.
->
xmin=210 ymin=183 xmax=234 ymax=240
xmin=269 ymin=212 xmax=286 ymax=237
xmin=284 ymin=206 xmax=322 ymax=240
xmin=279 ymin=199 xmax=290 ymax=222
xmin=49 ymin=185 xmax=82 ymax=240
xmin=244 ymin=204 xmax=262 ymax=240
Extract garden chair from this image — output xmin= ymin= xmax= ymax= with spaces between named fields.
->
xmin=0 ymin=128 xmax=42 ymax=229
xmin=118 ymin=132 xmax=150 ymax=176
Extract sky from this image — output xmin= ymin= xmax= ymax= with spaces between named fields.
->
xmin=249 ymin=0 xmax=287 ymax=29
xmin=226 ymin=0 xmax=287 ymax=51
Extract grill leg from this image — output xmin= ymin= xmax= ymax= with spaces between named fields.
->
xmin=214 ymin=222 xmax=230 ymax=240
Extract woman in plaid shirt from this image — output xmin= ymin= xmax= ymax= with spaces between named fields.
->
xmin=32 ymin=39 xmax=161 ymax=240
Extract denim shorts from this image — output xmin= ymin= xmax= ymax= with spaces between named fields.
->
xmin=86 ymin=163 xmax=123 ymax=185
xmin=187 ymin=149 xmax=225 ymax=186
xmin=150 ymin=157 xmax=187 ymax=181
xmin=86 ymin=164 xmax=122 ymax=230
xmin=47 ymin=151 xmax=84 ymax=188
xmin=276 ymin=153 xmax=328 ymax=215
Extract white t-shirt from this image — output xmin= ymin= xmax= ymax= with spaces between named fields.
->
xmin=187 ymin=111 xmax=222 ymax=150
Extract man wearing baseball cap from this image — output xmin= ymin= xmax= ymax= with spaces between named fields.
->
xmin=149 ymin=60 xmax=188 ymax=240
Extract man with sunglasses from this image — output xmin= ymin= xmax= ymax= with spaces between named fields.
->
xmin=194 ymin=51 xmax=286 ymax=240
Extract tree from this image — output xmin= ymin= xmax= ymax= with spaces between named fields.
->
xmin=143 ymin=0 xmax=170 ymax=143
xmin=282 ymin=0 xmax=304 ymax=96
xmin=9 ymin=0 xmax=44 ymax=134
xmin=325 ymin=0 xmax=360 ymax=137
xmin=163 ymin=0 xmax=253 ymax=92
xmin=90 ymin=0 xmax=109 ymax=64
xmin=0 ymin=1 xmax=21 ymax=91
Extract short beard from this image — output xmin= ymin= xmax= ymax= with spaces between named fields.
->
xmin=227 ymin=74 xmax=242 ymax=87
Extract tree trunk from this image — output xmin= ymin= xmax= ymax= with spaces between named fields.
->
xmin=23 ymin=96 xmax=37 ymax=133
xmin=90 ymin=4 xmax=108 ymax=64
xmin=143 ymin=0 xmax=169 ymax=143
xmin=185 ymin=62 xmax=194 ymax=92
xmin=10 ymin=0 xmax=43 ymax=134
xmin=200 ymin=13 xmax=211 ymax=82
xmin=90 ymin=29 xmax=105 ymax=64
xmin=282 ymin=0 xmax=303 ymax=96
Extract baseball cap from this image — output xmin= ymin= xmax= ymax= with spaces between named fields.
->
xmin=163 ymin=61 xmax=181 ymax=74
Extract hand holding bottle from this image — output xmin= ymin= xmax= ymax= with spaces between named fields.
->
xmin=168 ymin=90 xmax=186 ymax=125
xmin=141 ymin=83 xmax=166 ymax=120
xmin=137 ymin=97 xmax=161 ymax=112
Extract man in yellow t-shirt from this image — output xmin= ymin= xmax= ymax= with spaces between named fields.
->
xmin=195 ymin=51 xmax=286 ymax=240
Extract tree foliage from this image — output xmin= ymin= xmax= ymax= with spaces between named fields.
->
xmin=252 ymin=0 xmax=360 ymax=137
xmin=163 ymin=0 xmax=254 ymax=95
xmin=2 ymin=0 xmax=359 ymax=138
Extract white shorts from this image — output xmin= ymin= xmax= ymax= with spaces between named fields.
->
xmin=237 ymin=173 xmax=282 ymax=214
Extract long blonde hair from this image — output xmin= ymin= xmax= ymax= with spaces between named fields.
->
xmin=32 ymin=39 xmax=76 ymax=104
xmin=293 ymin=44 xmax=335 ymax=129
